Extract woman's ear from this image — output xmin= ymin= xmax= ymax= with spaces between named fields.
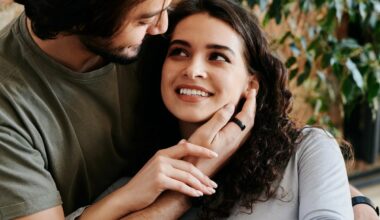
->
xmin=244 ymin=73 xmax=259 ymax=98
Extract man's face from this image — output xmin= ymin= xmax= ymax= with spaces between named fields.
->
xmin=81 ymin=0 xmax=171 ymax=64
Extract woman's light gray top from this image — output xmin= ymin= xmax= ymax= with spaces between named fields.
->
xmin=181 ymin=127 xmax=353 ymax=220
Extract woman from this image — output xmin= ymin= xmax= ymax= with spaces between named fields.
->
xmin=134 ymin=0 xmax=353 ymax=219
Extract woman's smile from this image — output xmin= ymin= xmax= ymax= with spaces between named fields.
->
xmin=175 ymin=84 xmax=213 ymax=103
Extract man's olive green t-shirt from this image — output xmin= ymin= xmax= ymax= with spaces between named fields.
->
xmin=0 ymin=14 xmax=142 ymax=219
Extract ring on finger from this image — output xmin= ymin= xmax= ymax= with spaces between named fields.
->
xmin=231 ymin=117 xmax=246 ymax=131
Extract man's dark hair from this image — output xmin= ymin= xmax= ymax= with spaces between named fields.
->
xmin=14 ymin=0 xmax=146 ymax=39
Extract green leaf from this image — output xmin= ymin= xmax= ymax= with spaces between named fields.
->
xmin=285 ymin=56 xmax=297 ymax=68
xmin=321 ymin=8 xmax=337 ymax=32
xmin=306 ymin=115 xmax=317 ymax=125
xmin=297 ymin=72 xmax=308 ymax=86
xmin=367 ymin=72 xmax=380 ymax=102
xmin=321 ymin=53 xmax=333 ymax=69
xmin=346 ymin=59 xmax=364 ymax=90
xmin=342 ymin=77 xmax=356 ymax=104
xmin=268 ymin=0 xmax=282 ymax=24
xmin=297 ymin=60 xmax=311 ymax=86
xmin=279 ymin=31 xmax=292 ymax=44
xmin=307 ymin=38 xmax=319 ymax=52
xmin=289 ymin=68 xmax=299 ymax=81
xmin=332 ymin=63 xmax=343 ymax=79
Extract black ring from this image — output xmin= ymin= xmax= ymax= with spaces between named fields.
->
xmin=231 ymin=117 xmax=246 ymax=131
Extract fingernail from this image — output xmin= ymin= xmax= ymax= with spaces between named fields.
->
xmin=210 ymin=180 xmax=218 ymax=188
xmin=179 ymin=139 xmax=186 ymax=144
xmin=196 ymin=190 xmax=203 ymax=197
xmin=208 ymin=187 xmax=216 ymax=194
xmin=251 ymin=89 xmax=257 ymax=97
xmin=224 ymin=104 xmax=235 ymax=113
xmin=210 ymin=151 xmax=218 ymax=158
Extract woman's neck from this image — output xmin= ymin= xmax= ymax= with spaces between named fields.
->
xmin=179 ymin=121 xmax=203 ymax=140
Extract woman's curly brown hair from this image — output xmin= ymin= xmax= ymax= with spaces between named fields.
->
xmin=134 ymin=0 xmax=304 ymax=219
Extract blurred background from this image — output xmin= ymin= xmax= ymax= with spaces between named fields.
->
xmin=1 ymin=0 xmax=379 ymax=204
xmin=238 ymin=0 xmax=380 ymax=204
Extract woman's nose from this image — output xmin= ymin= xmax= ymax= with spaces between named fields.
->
xmin=183 ymin=59 xmax=207 ymax=79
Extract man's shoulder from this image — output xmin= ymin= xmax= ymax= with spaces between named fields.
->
xmin=0 ymin=18 xmax=26 ymax=83
xmin=0 ymin=55 xmax=26 ymax=85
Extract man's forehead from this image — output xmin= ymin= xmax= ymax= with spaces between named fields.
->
xmin=132 ymin=0 xmax=172 ymax=19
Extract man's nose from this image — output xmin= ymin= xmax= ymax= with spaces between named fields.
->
xmin=147 ymin=10 xmax=169 ymax=35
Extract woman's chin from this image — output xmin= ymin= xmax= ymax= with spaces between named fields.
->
xmin=175 ymin=113 xmax=213 ymax=124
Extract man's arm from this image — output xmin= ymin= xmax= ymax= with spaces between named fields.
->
xmin=121 ymin=192 xmax=191 ymax=220
xmin=15 ymin=206 xmax=65 ymax=220
xmin=350 ymin=185 xmax=379 ymax=220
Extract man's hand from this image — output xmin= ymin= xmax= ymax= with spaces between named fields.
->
xmin=188 ymin=89 xmax=257 ymax=176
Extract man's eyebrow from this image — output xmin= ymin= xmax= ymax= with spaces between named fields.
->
xmin=207 ymin=44 xmax=236 ymax=55
xmin=138 ymin=5 xmax=171 ymax=19
xmin=169 ymin=39 xmax=191 ymax=47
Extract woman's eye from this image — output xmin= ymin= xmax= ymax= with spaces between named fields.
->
xmin=210 ymin=53 xmax=230 ymax=63
xmin=167 ymin=48 xmax=188 ymax=57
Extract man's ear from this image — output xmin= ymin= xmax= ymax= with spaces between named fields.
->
xmin=244 ymin=74 xmax=259 ymax=98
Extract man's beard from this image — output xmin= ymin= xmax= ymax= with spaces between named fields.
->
xmin=79 ymin=36 xmax=140 ymax=65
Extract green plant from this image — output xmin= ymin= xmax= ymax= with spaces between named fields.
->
xmin=241 ymin=0 xmax=380 ymax=136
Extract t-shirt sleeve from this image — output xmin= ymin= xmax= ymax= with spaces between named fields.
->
xmin=297 ymin=128 xmax=353 ymax=220
xmin=0 ymin=90 xmax=62 ymax=219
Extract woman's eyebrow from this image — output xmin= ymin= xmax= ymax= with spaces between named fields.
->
xmin=207 ymin=44 xmax=235 ymax=55
xmin=169 ymin=39 xmax=191 ymax=47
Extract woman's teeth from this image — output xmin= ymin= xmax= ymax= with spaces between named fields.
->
xmin=179 ymin=88 xmax=210 ymax=97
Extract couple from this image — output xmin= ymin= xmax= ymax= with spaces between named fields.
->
xmin=82 ymin=0 xmax=353 ymax=219
xmin=0 ymin=0 xmax=372 ymax=219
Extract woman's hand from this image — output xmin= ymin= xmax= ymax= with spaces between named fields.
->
xmin=80 ymin=141 xmax=218 ymax=220
xmin=187 ymin=89 xmax=257 ymax=176
xmin=117 ymin=140 xmax=218 ymax=212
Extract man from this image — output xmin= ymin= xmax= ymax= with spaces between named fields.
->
xmin=0 ymin=0 xmax=256 ymax=219
xmin=0 ymin=0 xmax=377 ymax=219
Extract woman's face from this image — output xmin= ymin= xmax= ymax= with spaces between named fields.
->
xmin=161 ymin=13 xmax=254 ymax=123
